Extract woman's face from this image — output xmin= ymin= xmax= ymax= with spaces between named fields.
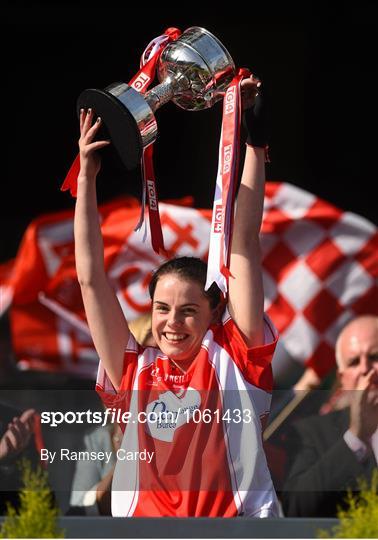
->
xmin=151 ymin=274 xmax=216 ymax=366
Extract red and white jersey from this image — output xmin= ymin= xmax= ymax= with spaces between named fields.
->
xmin=96 ymin=308 xmax=279 ymax=517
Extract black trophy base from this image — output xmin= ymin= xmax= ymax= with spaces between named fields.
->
xmin=77 ymin=87 xmax=142 ymax=171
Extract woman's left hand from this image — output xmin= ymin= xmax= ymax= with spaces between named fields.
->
xmin=241 ymin=74 xmax=261 ymax=110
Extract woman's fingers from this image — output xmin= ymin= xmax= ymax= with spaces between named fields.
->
xmin=78 ymin=112 xmax=110 ymax=178
xmin=86 ymin=140 xmax=111 ymax=153
xmin=79 ymin=108 xmax=85 ymax=132
xmin=86 ymin=117 xmax=104 ymax=141
xmin=241 ymin=74 xmax=261 ymax=90
xmin=81 ymin=116 xmax=108 ymax=146
xmin=79 ymin=108 xmax=91 ymax=137
xmin=82 ymin=108 xmax=94 ymax=134
xmin=241 ymin=75 xmax=262 ymax=110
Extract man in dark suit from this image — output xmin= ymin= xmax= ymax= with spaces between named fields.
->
xmin=281 ymin=315 xmax=378 ymax=517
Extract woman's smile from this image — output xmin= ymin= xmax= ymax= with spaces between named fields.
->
xmin=163 ymin=332 xmax=189 ymax=343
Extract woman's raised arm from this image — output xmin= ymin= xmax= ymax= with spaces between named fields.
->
xmin=74 ymin=109 xmax=130 ymax=390
xmin=228 ymin=76 xmax=266 ymax=347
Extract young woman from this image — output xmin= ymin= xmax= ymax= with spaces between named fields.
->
xmin=74 ymin=76 xmax=280 ymax=517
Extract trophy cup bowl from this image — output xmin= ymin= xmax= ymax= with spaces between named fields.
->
xmin=77 ymin=27 xmax=236 ymax=170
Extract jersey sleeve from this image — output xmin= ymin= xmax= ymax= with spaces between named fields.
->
xmin=217 ymin=308 xmax=278 ymax=391
xmin=95 ymin=333 xmax=140 ymax=411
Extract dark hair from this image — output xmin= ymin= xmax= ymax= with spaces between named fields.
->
xmin=148 ymin=257 xmax=222 ymax=309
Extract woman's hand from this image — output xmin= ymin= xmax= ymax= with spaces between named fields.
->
xmin=241 ymin=74 xmax=261 ymax=111
xmin=241 ymin=75 xmax=268 ymax=149
xmin=78 ymin=109 xmax=110 ymax=179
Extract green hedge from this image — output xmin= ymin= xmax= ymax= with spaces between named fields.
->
xmin=0 ymin=459 xmax=64 ymax=539
xmin=319 ymin=468 xmax=378 ymax=539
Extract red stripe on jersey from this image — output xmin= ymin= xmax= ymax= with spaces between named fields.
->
xmin=212 ymin=312 xmax=277 ymax=392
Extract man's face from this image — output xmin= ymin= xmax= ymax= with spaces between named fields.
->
xmin=338 ymin=318 xmax=378 ymax=391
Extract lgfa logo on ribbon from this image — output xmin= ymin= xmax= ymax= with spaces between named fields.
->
xmin=214 ymin=205 xmax=223 ymax=233
xmin=224 ymin=85 xmax=236 ymax=114
xmin=130 ymin=73 xmax=151 ymax=92
xmin=146 ymin=180 xmax=158 ymax=211
xmin=222 ymin=144 xmax=233 ymax=174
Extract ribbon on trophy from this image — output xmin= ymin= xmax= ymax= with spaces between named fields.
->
xmin=205 ymin=68 xmax=250 ymax=295
xmin=128 ymin=27 xmax=181 ymax=255
xmin=60 ymin=27 xmax=181 ymax=256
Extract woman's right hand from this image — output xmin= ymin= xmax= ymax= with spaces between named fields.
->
xmin=78 ymin=108 xmax=110 ymax=179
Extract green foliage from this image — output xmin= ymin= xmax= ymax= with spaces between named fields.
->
xmin=318 ymin=468 xmax=378 ymax=539
xmin=0 ymin=459 xmax=64 ymax=539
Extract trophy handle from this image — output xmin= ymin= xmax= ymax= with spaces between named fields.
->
xmin=145 ymin=75 xmax=190 ymax=112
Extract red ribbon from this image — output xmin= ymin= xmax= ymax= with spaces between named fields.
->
xmin=61 ymin=27 xmax=181 ymax=256
xmin=142 ymin=144 xmax=165 ymax=255
xmin=61 ymin=154 xmax=80 ymax=197
xmin=205 ymin=68 xmax=251 ymax=294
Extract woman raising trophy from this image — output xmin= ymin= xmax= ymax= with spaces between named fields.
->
xmin=73 ymin=27 xmax=279 ymax=517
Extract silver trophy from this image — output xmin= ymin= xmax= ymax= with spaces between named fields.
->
xmin=77 ymin=27 xmax=236 ymax=170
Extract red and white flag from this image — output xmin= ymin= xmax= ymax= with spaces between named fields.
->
xmin=1 ymin=183 xmax=377 ymax=380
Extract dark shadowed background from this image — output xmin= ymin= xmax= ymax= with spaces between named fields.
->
xmin=1 ymin=2 xmax=376 ymax=263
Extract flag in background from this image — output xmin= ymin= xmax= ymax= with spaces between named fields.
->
xmin=262 ymin=183 xmax=377 ymax=377
xmin=1 ymin=183 xmax=377 ymax=380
